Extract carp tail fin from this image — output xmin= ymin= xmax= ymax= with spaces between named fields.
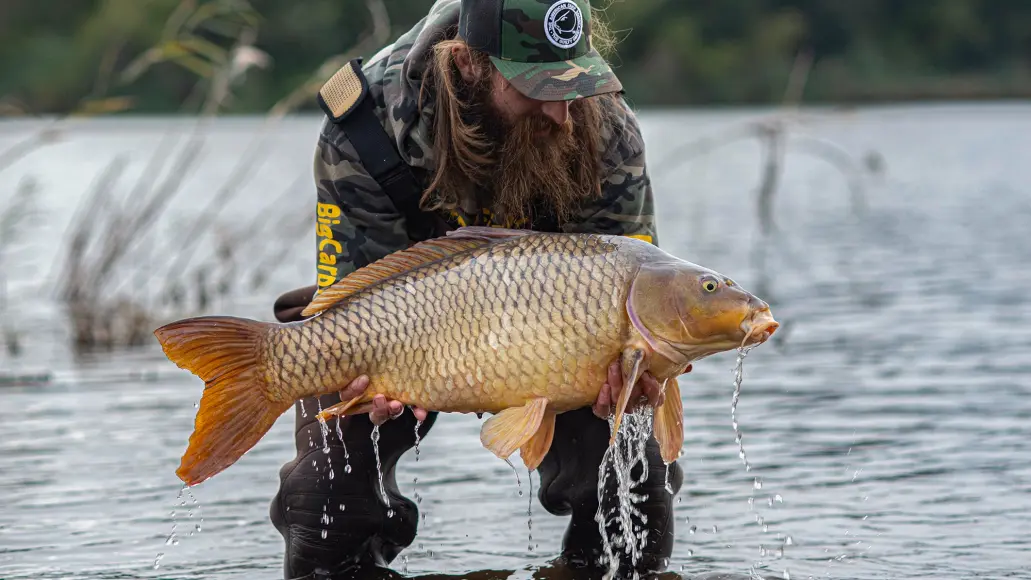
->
xmin=154 ymin=316 xmax=291 ymax=486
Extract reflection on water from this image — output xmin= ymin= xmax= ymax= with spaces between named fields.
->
xmin=1 ymin=104 xmax=1030 ymax=579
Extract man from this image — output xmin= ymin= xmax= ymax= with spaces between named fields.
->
xmin=269 ymin=0 xmax=685 ymax=577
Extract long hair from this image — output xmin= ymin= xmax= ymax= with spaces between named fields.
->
xmin=418 ymin=30 xmax=614 ymax=224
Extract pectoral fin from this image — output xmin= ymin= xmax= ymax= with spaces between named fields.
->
xmin=480 ymin=397 xmax=549 ymax=461
xmin=653 ymin=376 xmax=684 ymax=463
xmin=519 ymin=409 xmax=556 ymax=471
xmin=610 ymin=348 xmax=647 ymax=445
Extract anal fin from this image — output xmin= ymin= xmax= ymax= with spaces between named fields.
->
xmin=653 ymin=376 xmax=684 ymax=463
xmin=480 ymin=397 xmax=549 ymax=461
xmin=519 ymin=409 xmax=556 ymax=471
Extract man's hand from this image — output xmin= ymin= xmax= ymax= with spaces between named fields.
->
xmin=592 ymin=361 xmax=692 ymax=419
xmin=336 ymin=375 xmax=430 ymax=426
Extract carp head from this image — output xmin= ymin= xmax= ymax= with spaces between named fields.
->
xmin=627 ymin=260 xmax=779 ymax=365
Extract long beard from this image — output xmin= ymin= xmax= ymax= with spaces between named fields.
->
xmin=477 ymin=99 xmax=599 ymax=226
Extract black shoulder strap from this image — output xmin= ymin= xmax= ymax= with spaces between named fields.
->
xmin=317 ymin=58 xmax=439 ymax=241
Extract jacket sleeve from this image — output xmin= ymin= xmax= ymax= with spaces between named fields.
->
xmin=312 ymin=119 xmax=412 ymax=294
xmin=559 ymin=96 xmax=659 ymax=247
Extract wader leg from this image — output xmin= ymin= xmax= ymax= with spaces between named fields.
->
xmin=536 ymin=407 xmax=683 ymax=575
xmin=270 ymin=396 xmax=437 ymax=578
xmin=269 ymin=286 xmax=437 ymax=578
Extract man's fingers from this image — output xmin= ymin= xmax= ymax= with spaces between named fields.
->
xmin=641 ymin=373 xmax=662 ymax=407
xmin=412 ymin=407 xmax=430 ymax=422
xmin=369 ymin=394 xmax=391 ymax=426
xmin=593 ymin=383 xmax=612 ymax=418
xmin=339 ymin=375 xmax=370 ymax=401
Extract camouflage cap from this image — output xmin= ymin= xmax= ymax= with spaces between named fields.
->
xmin=459 ymin=0 xmax=622 ymax=101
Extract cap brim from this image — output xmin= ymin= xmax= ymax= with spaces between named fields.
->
xmin=490 ymin=49 xmax=623 ymax=102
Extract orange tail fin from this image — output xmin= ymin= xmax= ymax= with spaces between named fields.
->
xmin=154 ymin=316 xmax=291 ymax=486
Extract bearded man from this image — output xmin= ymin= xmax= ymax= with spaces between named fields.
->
xmin=269 ymin=0 xmax=684 ymax=577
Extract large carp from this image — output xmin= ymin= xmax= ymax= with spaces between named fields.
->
xmin=154 ymin=227 xmax=778 ymax=486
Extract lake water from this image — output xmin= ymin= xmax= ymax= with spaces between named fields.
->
xmin=1 ymin=104 xmax=1030 ymax=580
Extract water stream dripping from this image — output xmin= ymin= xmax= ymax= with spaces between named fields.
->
xmin=595 ymin=408 xmax=654 ymax=580
xmin=316 ymin=401 xmax=335 ymax=482
xmin=731 ymin=344 xmax=789 ymax=572
xmin=505 ymin=457 xmax=523 ymax=496
xmin=371 ymin=425 xmax=392 ymax=517
xmin=412 ymin=419 xmax=423 ymax=505
xmin=185 ymin=486 xmax=202 ymax=536
xmin=527 ymin=468 xmax=534 ymax=552
xmin=155 ymin=484 xmax=188 ymax=569
xmin=335 ymin=417 xmax=352 ymax=475
xmin=316 ymin=400 xmax=335 ymax=538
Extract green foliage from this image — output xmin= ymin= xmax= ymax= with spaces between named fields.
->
xmin=2 ymin=0 xmax=1031 ymax=114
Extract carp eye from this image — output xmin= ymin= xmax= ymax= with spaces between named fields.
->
xmin=702 ymin=278 xmax=719 ymax=293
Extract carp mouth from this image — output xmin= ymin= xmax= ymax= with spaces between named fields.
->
xmin=740 ymin=309 xmax=779 ymax=346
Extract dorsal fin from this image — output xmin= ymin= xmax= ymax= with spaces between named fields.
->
xmin=300 ymin=229 xmax=530 ymax=318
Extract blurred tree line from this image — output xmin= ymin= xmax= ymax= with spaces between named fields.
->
xmin=2 ymin=0 xmax=1031 ymax=115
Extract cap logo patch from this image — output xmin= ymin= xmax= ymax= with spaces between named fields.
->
xmin=544 ymin=1 xmax=583 ymax=49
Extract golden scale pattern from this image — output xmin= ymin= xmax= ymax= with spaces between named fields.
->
xmin=264 ymin=234 xmax=647 ymax=413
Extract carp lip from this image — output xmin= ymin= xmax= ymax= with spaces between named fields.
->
xmin=741 ymin=310 xmax=779 ymax=346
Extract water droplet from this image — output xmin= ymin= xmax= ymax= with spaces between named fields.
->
xmin=774 ymin=494 xmax=783 ymax=503
xmin=387 ymin=509 xmax=394 ymax=518
xmin=689 ymin=525 xmax=697 ymax=534
xmin=329 ymin=469 xmax=335 ymax=480
xmin=321 ymin=529 xmax=328 ymax=539
xmin=339 ymin=504 xmax=345 ymax=511
xmin=753 ymin=478 xmax=763 ymax=490
xmin=344 ymin=464 xmax=352 ymax=474
xmin=154 ymin=553 xmax=164 ymax=569
xmin=785 ymin=535 xmax=794 ymax=545
xmin=712 ymin=525 xmax=718 ymax=533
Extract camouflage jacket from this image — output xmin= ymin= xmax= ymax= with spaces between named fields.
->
xmin=311 ymin=0 xmax=657 ymax=292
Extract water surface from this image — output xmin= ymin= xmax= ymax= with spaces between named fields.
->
xmin=1 ymin=104 xmax=1029 ymax=579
